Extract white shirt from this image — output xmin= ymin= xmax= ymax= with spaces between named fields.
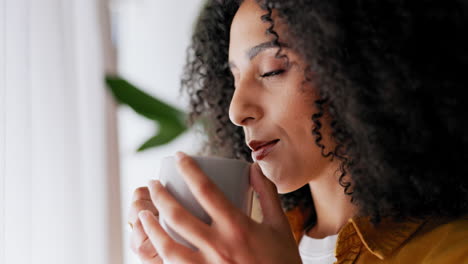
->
xmin=298 ymin=233 xmax=338 ymax=264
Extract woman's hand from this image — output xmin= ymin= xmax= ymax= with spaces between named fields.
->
xmin=138 ymin=152 xmax=302 ymax=264
xmin=128 ymin=186 xmax=163 ymax=264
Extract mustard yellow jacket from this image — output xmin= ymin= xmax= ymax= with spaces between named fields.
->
xmin=286 ymin=209 xmax=468 ymax=264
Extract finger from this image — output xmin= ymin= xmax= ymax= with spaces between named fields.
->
xmin=142 ymin=258 xmax=163 ymax=264
xmin=137 ymin=239 xmax=161 ymax=263
xmin=249 ymin=163 xmax=290 ymax=231
xmin=139 ymin=210 xmax=203 ymax=264
xmin=135 ymin=239 xmax=157 ymax=260
xmin=128 ymin=199 xmax=159 ymax=225
xmin=133 ymin=186 xmax=151 ymax=201
xmin=147 ymin=179 xmax=216 ymax=251
xmin=130 ymin=219 xmax=158 ymax=258
xmin=175 ymin=152 xmax=240 ymax=225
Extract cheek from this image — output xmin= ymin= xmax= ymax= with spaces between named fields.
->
xmin=278 ymin=100 xmax=316 ymax=140
xmin=267 ymin=112 xmax=322 ymax=192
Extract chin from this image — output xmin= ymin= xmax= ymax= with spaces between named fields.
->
xmin=276 ymin=183 xmax=302 ymax=194
xmin=260 ymin=165 xmax=300 ymax=194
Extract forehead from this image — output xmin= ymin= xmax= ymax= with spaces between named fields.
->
xmin=229 ymin=0 xmax=272 ymax=59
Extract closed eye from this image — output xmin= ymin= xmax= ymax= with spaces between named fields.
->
xmin=260 ymin=69 xmax=285 ymax=78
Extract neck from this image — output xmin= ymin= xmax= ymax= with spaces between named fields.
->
xmin=306 ymin=166 xmax=357 ymax=239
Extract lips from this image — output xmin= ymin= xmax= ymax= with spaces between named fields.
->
xmin=249 ymin=139 xmax=280 ymax=161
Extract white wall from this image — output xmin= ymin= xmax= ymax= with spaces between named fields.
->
xmin=111 ymin=1 xmax=205 ymax=263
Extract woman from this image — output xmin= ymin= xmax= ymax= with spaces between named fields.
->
xmin=128 ymin=0 xmax=468 ymax=263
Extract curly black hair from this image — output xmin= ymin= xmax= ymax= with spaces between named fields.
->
xmin=180 ymin=0 xmax=468 ymax=226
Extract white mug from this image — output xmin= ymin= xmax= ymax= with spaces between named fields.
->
xmin=158 ymin=155 xmax=253 ymax=250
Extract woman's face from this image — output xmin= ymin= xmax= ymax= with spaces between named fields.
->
xmin=228 ymin=0 xmax=338 ymax=193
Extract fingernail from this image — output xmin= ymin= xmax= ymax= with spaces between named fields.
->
xmin=148 ymin=179 xmax=158 ymax=187
xmin=127 ymin=222 xmax=134 ymax=232
xmin=139 ymin=211 xmax=150 ymax=222
xmin=175 ymin=151 xmax=187 ymax=161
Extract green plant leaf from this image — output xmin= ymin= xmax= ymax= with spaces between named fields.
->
xmin=106 ymin=75 xmax=186 ymax=123
xmin=137 ymin=117 xmax=187 ymax=151
xmin=105 ymin=75 xmax=191 ymax=151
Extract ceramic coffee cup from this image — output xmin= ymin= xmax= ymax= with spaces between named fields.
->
xmin=158 ymin=155 xmax=253 ymax=250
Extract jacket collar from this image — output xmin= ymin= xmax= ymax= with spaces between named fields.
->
xmin=342 ymin=216 xmax=427 ymax=260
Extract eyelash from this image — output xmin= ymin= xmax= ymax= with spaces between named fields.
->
xmin=260 ymin=69 xmax=285 ymax=78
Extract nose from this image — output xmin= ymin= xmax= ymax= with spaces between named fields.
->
xmin=228 ymin=78 xmax=263 ymax=127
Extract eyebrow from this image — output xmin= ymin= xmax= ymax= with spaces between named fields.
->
xmin=229 ymin=41 xmax=284 ymax=69
xmin=247 ymin=41 xmax=279 ymax=60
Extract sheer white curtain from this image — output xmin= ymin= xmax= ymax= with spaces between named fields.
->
xmin=0 ymin=0 xmax=122 ymax=263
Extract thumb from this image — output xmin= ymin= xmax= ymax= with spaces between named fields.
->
xmin=249 ymin=163 xmax=290 ymax=232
